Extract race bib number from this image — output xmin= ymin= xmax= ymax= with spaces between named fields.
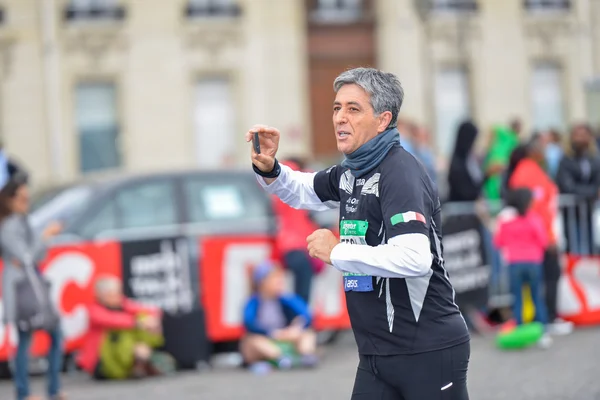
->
xmin=340 ymin=220 xmax=373 ymax=292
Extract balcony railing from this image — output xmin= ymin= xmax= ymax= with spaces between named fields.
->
xmin=524 ymin=0 xmax=571 ymax=12
xmin=310 ymin=0 xmax=365 ymax=24
xmin=64 ymin=2 xmax=126 ymax=23
xmin=429 ymin=0 xmax=478 ymax=13
xmin=185 ymin=1 xmax=241 ymax=18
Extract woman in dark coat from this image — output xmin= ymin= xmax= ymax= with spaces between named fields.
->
xmin=448 ymin=121 xmax=487 ymax=202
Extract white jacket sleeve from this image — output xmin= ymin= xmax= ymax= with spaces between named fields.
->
xmin=330 ymin=233 xmax=433 ymax=278
xmin=256 ymin=164 xmax=339 ymax=212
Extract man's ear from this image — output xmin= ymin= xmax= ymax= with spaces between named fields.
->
xmin=377 ymin=111 xmax=393 ymax=133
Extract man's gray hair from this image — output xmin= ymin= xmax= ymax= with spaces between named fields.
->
xmin=95 ymin=275 xmax=121 ymax=296
xmin=333 ymin=68 xmax=404 ymax=129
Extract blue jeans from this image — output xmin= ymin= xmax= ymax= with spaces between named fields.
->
xmin=509 ymin=262 xmax=548 ymax=326
xmin=14 ymin=328 xmax=62 ymax=400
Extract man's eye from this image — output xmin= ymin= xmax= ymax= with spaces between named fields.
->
xmin=350 ymin=107 xmax=359 ymax=112
xmin=333 ymin=107 xmax=341 ymax=111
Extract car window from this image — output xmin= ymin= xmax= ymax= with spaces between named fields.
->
xmin=76 ymin=180 xmax=179 ymax=238
xmin=116 ymin=180 xmax=178 ymax=229
xmin=29 ymin=185 xmax=93 ymax=231
xmin=79 ymin=200 xmax=118 ymax=238
xmin=184 ymin=176 xmax=269 ymax=223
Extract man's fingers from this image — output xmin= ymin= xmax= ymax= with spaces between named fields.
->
xmin=249 ymin=125 xmax=279 ymax=136
xmin=246 ymin=125 xmax=274 ymax=141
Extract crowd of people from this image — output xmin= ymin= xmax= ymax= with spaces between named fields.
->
xmin=444 ymin=118 xmax=600 ymax=342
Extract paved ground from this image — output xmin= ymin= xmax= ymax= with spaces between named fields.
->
xmin=1 ymin=326 xmax=599 ymax=400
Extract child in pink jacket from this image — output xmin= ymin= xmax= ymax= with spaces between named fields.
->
xmin=494 ymin=188 xmax=551 ymax=343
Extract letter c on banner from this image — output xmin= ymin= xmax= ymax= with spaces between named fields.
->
xmin=44 ymin=252 xmax=94 ymax=341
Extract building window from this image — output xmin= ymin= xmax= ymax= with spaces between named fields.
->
xmin=64 ymin=0 xmax=126 ymax=22
xmin=434 ymin=67 xmax=471 ymax=157
xmin=531 ymin=63 xmax=564 ymax=131
xmin=430 ymin=0 xmax=478 ymax=12
xmin=75 ymin=83 xmax=121 ymax=173
xmin=193 ymin=78 xmax=236 ymax=169
xmin=524 ymin=0 xmax=570 ymax=12
xmin=310 ymin=0 xmax=363 ymax=24
xmin=186 ymin=0 xmax=241 ymax=18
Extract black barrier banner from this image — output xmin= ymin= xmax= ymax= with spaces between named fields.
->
xmin=442 ymin=214 xmax=491 ymax=309
xmin=121 ymin=237 xmax=196 ymax=314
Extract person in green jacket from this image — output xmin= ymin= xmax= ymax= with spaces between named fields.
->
xmin=483 ymin=123 xmax=520 ymax=200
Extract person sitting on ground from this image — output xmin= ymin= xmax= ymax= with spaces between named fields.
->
xmin=240 ymin=260 xmax=317 ymax=373
xmin=77 ymin=276 xmax=173 ymax=380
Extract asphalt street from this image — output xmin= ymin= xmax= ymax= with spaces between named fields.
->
xmin=1 ymin=326 xmax=599 ymax=400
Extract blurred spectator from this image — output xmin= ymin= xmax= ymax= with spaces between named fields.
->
xmin=0 ymin=172 xmax=65 ymax=400
xmin=557 ymin=124 xmax=600 ymax=199
xmin=273 ymin=158 xmax=324 ymax=303
xmin=544 ymin=129 xmax=564 ymax=179
xmin=0 ymin=141 xmax=9 ymax=187
xmin=77 ymin=276 xmax=174 ymax=380
xmin=0 ymin=141 xmax=23 ymax=188
xmin=483 ymin=124 xmax=520 ymax=200
xmin=409 ymin=124 xmax=437 ymax=184
xmin=556 ymin=123 xmax=600 ymax=255
xmin=240 ymin=261 xmax=317 ymax=374
xmin=506 ymin=137 xmax=573 ymax=335
xmin=448 ymin=121 xmax=487 ymax=202
xmin=447 ymin=121 xmax=503 ymax=324
xmin=397 ymin=119 xmax=415 ymax=155
xmin=494 ymin=188 xmax=551 ymax=348
xmin=510 ymin=118 xmax=523 ymax=138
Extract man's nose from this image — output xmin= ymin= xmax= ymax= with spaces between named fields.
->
xmin=334 ymin=110 xmax=348 ymax=124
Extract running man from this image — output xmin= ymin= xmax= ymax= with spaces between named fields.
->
xmin=247 ymin=68 xmax=470 ymax=400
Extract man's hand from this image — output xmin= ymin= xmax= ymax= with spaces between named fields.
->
xmin=245 ymin=125 xmax=280 ymax=174
xmin=307 ymin=229 xmax=339 ymax=265
xmin=486 ymin=163 xmax=505 ymax=176
xmin=138 ymin=315 xmax=161 ymax=334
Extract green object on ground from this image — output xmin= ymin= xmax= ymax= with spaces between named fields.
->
xmin=99 ymin=327 xmax=164 ymax=380
xmin=496 ymin=322 xmax=544 ymax=350
xmin=268 ymin=340 xmax=301 ymax=368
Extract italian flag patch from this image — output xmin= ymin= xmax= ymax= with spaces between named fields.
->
xmin=390 ymin=211 xmax=426 ymax=225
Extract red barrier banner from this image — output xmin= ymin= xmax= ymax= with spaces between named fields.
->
xmin=558 ymin=254 xmax=600 ymax=325
xmin=201 ymin=236 xmax=350 ymax=342
xmin=0 ymin=241 xmax=121 ymax=362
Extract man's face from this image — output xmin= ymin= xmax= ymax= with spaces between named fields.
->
xmin=333 ymin=84 xmax=388 ymax=155
xmin=511 ymin=120 xmax=522 ymax=137
xmin=100 ymin=285 xmax=124 ymax=308
xmin=571 ymin=126 xmax=591 ymax=153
